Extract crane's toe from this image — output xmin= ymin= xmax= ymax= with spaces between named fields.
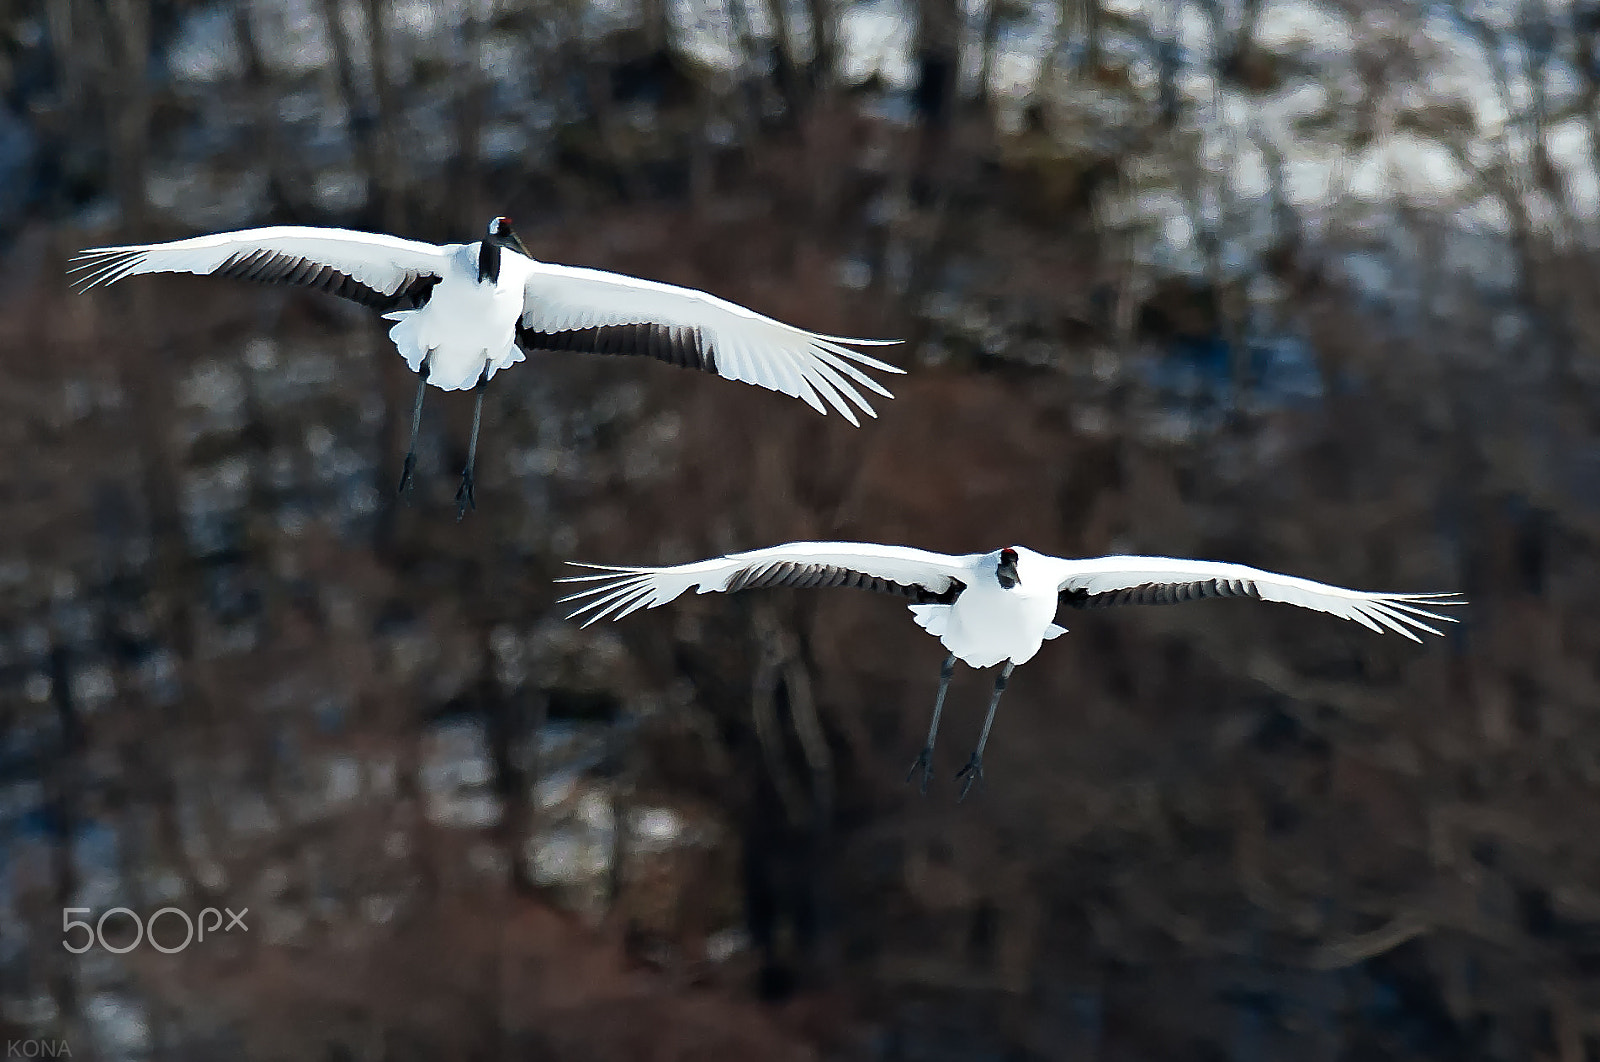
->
xmin=905 ymin=747 xmax=935 ymax=795
xmin=455 ymin=468 xmax=476 ymax=521
xmin=955 ymin=753 xmax=984 ymax=801
xmin=397 ymin=452 xmax=419 ymax=497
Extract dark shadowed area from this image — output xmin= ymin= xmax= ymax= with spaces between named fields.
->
xmin=1 ymin=0 xmax=1598 ymax=1058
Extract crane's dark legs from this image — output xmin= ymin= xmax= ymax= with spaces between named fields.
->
xmin=906 ymin=653 xmax=957 ymax=794
xmin=456 ymin=368 xmax=488 ymax=520
xmin=397 ymin=354 xmax=431 ymax=496
xmin=956 ymin=661 xmax=1014 ymax=801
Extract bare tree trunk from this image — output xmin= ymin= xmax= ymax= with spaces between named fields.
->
xmin=1522 ymin=15 xmax=1581 ymax=385
xmin=46 ymin=647 xmax=80 ymax=1041
xmin=758 ymin=0 xmax=805 ymax=120
xmin=234 ymin=0 xmax=305 ymax=219
xmin=1031 ymin=0 xmax=1074 ymax=90
xmin=452 ymin=0 xmax=489 ymax=230
xmin=577 ymin=41 xmax=652 ymax=201
xmin=639 ymin=0 xmax=671 ymax=52
xmin=1457 ymin=11 xmax=1537 ymax=305
xmin=317 ymin=0 xmax=380 ymax=220
xmin=45 ymin=0 xmax=83 ymax=114
xmin=1523 ymin=18 xmax=1578 ymax=243
xmin=362 ymin=0 xmax=406 ymax=230
xmin=1081 ymin=0 xmax=1102 ymax=72
xmin=803 ymin=0 xmax=836 ymax=90
xmin=105 ymin=0 xmax=152 ymax=229
xmin=482 ymin=630 xmax=535 ymax=894
xmin=915 ymin=0 xmax=961 ymax=133
xmin=1576 ymin=19 xmax=1600 ymax=209
xmin=976 ymin=0 xmax=1005 ymax=112
xmin=726 ymin=0 xmax=767 ymax=146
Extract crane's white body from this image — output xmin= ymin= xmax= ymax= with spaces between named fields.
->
xmin=383 ymin=243 xmax=533 ymax=391
xmin=561 ymin=542 xmax=1464 ymax=669
xmin=907 ymin=548 xmax=1067 ymax=668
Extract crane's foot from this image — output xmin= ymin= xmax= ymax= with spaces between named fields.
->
xmin=455 ymin=468 xmax=476 ymax=521
xmin=904 ymin=747 xmax=935 ymax=795
xmin=397 ymin=452 xmax=418 ymax=497
xmin=955 ymin=753 xmax=984 ymax=802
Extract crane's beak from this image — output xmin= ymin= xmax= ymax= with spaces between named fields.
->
xmin=501 ymin=226 xmax=533 ymax=259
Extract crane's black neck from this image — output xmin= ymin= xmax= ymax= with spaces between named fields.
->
xmin=477 ymin=239 xmax=501 ymax=284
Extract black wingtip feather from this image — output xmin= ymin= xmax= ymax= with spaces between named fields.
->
xmin=517 ymin=322 xmax=717 ymax=374
xmin=723 ymin=560 xmax=964 ymax=604
xmin=1061 ymin=578 xmax=1264 ymax=610
xmin=208 ymin=250 xmax=439 ymax=312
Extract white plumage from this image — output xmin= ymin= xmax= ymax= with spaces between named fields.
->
xmin=73 ymin=226 xmax=450 ymax=302
xmin=560 ymin=541 xmax=1464 ymax=796
xmin=513 ymin=259 xmax=902 ymax=422
xmin=71 ymin=217 xmax=903 ymax=514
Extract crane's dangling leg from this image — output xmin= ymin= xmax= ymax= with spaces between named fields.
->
xmin=905 ymin=653 xmax=957 ymax=795
xmin=456 ymin=366 xmax=489 ymax=520
xmin=956 ymin=661 xmax=1014 ymax=801
xmin=397 ymin=353 xmax=432 ymax=496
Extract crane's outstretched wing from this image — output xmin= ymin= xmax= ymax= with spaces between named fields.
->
xmin=70 ymin=226 xmax=451 ymax=313
xmin=517 ymin=262 xmax=903 ymax=425
xmin=560 ymin=542 xmax=971 ymax=627
xmin=1054 ymin=555 xmax=1464 ymax=642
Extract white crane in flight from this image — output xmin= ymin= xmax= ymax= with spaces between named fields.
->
xmin=560 ymin=542 xmax=1463 ymax=798
xmin=72 ymin=217 xmax=902 ymax=517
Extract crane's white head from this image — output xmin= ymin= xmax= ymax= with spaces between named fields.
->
xmin=995 ymin=547 xmax=1021 ymax=589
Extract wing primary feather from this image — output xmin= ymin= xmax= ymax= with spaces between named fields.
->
xmin=1382 ymin=600 xmax=1462 ymax=621
xmin=758 ymin=344 xmax=808 ymax=401
xmin=1369 ymin=602 xmax=1440 ymax=638
xmin=557 ymin=580 xmax=634 ymax=604
xmin=574 ymin=583 xmax=639 ymax=616
xmin=567 ymin=580 xmax=651 ymax=624
xmin=611 ymin=592 xmax=657 ymax=622
xmin=573 ymin=599 xmax=626 ymax=628
xmin=1342 ymin=607 xmax=1387 ymax=634
xmin=1367 ymin=605 xmax=1425 ymax=641
xmin=585 ymin=585 xmax=652 ymax=626
xmin=557 ymin=567 xmax=646 ymax=595
xmin=72 ymin=252 xmax=141 ymax=291
xmin=810 ymin=343 xmax=897 ymax=398
xmin=800 ymin=358 xmax=864 ymax=424
xmin=729 ymin=334 xmax=823 ymax=414
xmin=825 ymin=345 xmax=904 ymax=373
xmin=806 ymin=332 xmax=908 ymax=348
xmin=789 ymin=361 xmax=829 ymax=415
xmin=802 ymin=350 xmax=876 ymax=420
xmin=712 ymin=334 xmax=750 ymax=390
xmin=560 ymin=583 xmax=626 ymax=614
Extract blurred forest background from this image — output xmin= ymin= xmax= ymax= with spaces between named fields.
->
xmin=1 ymin=0 xmax=1598 ymax=1057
